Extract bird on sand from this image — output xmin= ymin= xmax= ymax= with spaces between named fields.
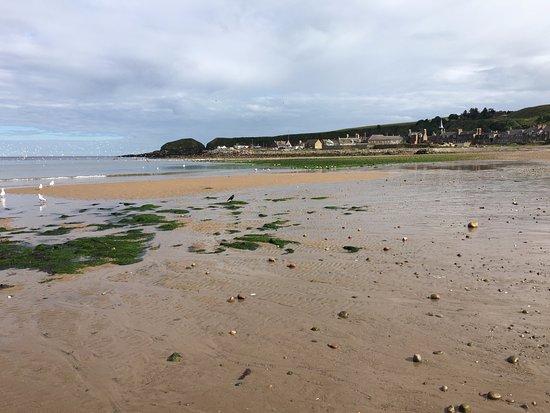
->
xmin=49 ymin=180 xmax=55 ymax=186
xmin=227 ymin=194 xmax=235 ymax=202
xmin=0 ymin=188 xmax=5 ymax=198
xmin=38 ymin=183 xmax=43 ymax=189
xmin=38 ymin=194 xmax=47 ymax=204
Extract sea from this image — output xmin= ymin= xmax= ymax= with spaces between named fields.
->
xmin=0 ymin=156 xmax=246 ymax=188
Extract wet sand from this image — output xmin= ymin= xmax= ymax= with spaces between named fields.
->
xmin=1 ymin=160 xmax=549 ymax=413
xmin=9 ymin=170 xmax=387 ymax=200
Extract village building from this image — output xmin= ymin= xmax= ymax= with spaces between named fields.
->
xmin=322 ymin=139 xmax=336 ymax=147
xmin=274 ymin=139 xmax=292 ymax=150
xmin=304 ymin=139 xmax=323 ymax=150
xmin=338 ymin=136 xmax=362 ymax=146
xmin=368 ymin=134 xmax=404 ymax=147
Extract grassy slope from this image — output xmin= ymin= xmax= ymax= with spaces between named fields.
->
xmin=206 ymin=104 xmax=550 ymax=149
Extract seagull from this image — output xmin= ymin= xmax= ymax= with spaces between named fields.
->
xmin=0 ymin=188 xmax=5 ymax=198
xmin=38 ymin=183 xmax=43 ymax=190
xmin=38 ymin=194 xmax=47 ymax=204
xmin=227 ymin=194 xmax=235 ymax=202
xmin=49 ymin=180 xmax=55 ymax=186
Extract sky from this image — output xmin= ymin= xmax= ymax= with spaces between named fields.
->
xmin=1 ymin=0 xmax=550 ymax=156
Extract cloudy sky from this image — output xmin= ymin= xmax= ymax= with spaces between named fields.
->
xmin=1 ymin=0 xmax=549 ymax=155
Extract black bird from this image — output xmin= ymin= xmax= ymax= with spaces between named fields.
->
xmin=227 ymin=194 xmax=235 ymax=202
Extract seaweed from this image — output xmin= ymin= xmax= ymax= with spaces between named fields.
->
xmin=124 ymin=203 xmax=159 ymax=211
xmin=0 ymin=230 xmax=153 ymax=274
xmin=157 ymin=222 xmax=184 ymax=231
xmin=38 ymin=227 xmax=72 ymax=236
xmin=222 ymin=233 xmax=298 ymax=250
xmin=343 ymin=245 xmax=362 ymax=253
xmin=258 ymin=220 xmax=290 ymax=231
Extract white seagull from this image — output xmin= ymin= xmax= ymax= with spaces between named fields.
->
xmin=38 ymin=183 xmax=43 ymax=189
xmin=49 ymin=180 xmax=55 ymax=186
xmin=0 ymin=188 xmax=5 ymax=198
xmin=38 ymin=194 xmax=47 ymax=204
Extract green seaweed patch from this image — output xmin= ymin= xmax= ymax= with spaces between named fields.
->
xmin=157 ymin=222 xmax=184 ymax=231
xmin=124 ymin=203 xmax=159 ymax=212
xmin=38 ymin=227 xmax=72 ymax=236
xmin=119 ymin=213 xmax=168 ymax=226
xmin=258 ymin=220 xmax=290 ymax=231
xmin=92 ymin=222 xmax=126 ymax=231
xmin=231 ymin=211 xmax=242 ymax=216
xmin=324 ymin=205 xmax=341 ymax=210
xmin=157 ymin=208 xmax=189 ymax=215
xmin=78 ymin=208 xmax=88 ymax=213
xmin=222 ymin=233 xmax=298 ymax=250
xmin=226 ymin=229 xmax=240 ymax=234
xmin=311 ymin=196 xmax=329 ymax=200
xmin=266 ymin=197 xmax=294 ymax=202
xmin=204 ymin=196 xmax=218 ymax=199
xmin=215 ymin=200 xmax=248 ymax=210
xmin=258 ymin=213 xmax=268 ymax=218
xmin=188 ymin=206 xmax=204 ymax=211
xmin=343 ymin=245 xmax=362 ymax=253
xmin=284 ymin=248 xmax=295 ymax=254
xmin=166 ymin=352 xmax=182 ymax=362
xmin=0 ymin=230 xmax=154 ymax=274
xmin=188 ymin=245 xmax=226 ymax=254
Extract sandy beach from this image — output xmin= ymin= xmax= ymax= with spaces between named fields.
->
xmin=9 ymin=170 xmax=387 ymax=200
xmin=1 ymin=157 xmax=549 ymax=413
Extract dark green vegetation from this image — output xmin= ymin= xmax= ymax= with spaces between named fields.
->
xmin=0 ymin=230 xmax=153 ymax=274
xmin=157 ymin=208 xmax=189 ymax=215
xmin=221 ymin=234 xmax=298 ymax=250
xmin=205 ymin=104 xmax=550 ymax=149
xmin=38 ymin=227 xmax=72 ymax=236
xmin=248 ymin=152 xmax=485 ymax=169
xmin=258 ymin=220 xmax=291 ymax=231
xmin=266 ymin=197 xmax=294 ymax=202
xmin=188 ymin=245 xmax=226 ymax=254
xmin=157 ymin=222 xmax=184 ymax=231
xmin=124 ymin=203 xmax=159 ymax=211
xmin=311 ymin=196 xmax=329 ymax=200
xmin=343 ymin=245 xmax=362 ymax=253
xmin=131 ymin=138 xmax=205 ymax=157
xmin=119 ymin=213 xmax=168 ymax=225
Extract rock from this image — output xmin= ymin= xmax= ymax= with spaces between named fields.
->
xmin=445 ymin=406 xmax=456 ymax=413
xmin=487 ymin=391 xmax=501 ymax=400
xmin=286 ymin=370 xmax=293 ymax=375
xmin=311 ymin=326 xmax=320 ymax=331
xmin=468 ymin=220 xmax=478 ymax=229
xmin=287 ymin=263 xmax=296 ymax=269
xmin=430 ymin=293 xmax=440 ymax=300
xmin=268 ymin=257 xmax=276 ymax=262
xmin=412 ymin=354 xmax=422 ymax=363
xmin=238 ymin=368 xmax=252 ymax=380
xmin=440 ymin=385 xmax=448 ymax=392
xmin=0 ymin=283 xmax=14 ymax=290
xmin=337 ymin=311 xmax=349 ymax=319
xmin=229 ymin=330 xmax=237 ymax=335
xmin=237 ymin=294 xmax=246 ymax=300
xmin=383 ymin=246 xmax=390 ymax=251
xmin=458 ymin=404 xmax=471 ymax=413
xmin=327 ymin=343 xmax=339 ymax=349
xmin=433 ymin=350 xmax=444 ymax=355
xmin=506 ymin=355 xmax=519 ymax=364
xmin=227 ymin=296 xmax=236 ymax=303
xmin=167 ymin=352 xmax=182 ymax=362
xmin=402 ymin=237 xmax=408 ymax=242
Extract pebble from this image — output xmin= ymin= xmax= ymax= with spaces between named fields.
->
xmin=487 ymin=391 xmax=501 ymax=400
xmin=338 ymin=311 xmax=349 ymax=319
xmin=430 ymin=293 xmax=440 ymax=300
xmin=327 ymin=343 xmax=339 ymax=349
xmin=445 ymin=406 xmax=455 ymax=413
xmin=506 ymin=355 xmax=519 ymax=364
xmin=458 ymin=404 xmax=471 ymax=413
xmin=468 ymin=220 xmax=478 ymax=228
xmin=287 ymin=263 xmax=296 ymax=269
xmin=402 ymin=237 xmax=408 ymax=242
xmin=412 ymin=354 xmax=422 ymax=363
xmin=229 ymin=330 xmax=237 ymax=335
xmin=227 ymin=296 xmax=236 ymax=303
xmin=440 ymin=385 xmax=448 ymax=392
xmin=268 ymin=257 xmax=276 ymax=263
xmin=237 ymin=294 xmax=246 ymax=300
xmin=311 ymin=326 xmax=320 ymax=331
xmin=383 ymin=246 xmax=390 ymax=251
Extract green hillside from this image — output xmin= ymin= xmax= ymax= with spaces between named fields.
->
xmin=205 ymin=104 xmax=550 ymax=149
